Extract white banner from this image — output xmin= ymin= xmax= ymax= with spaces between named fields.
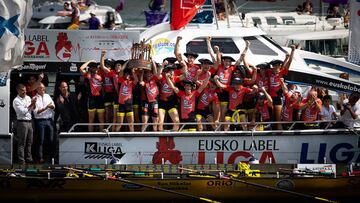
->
xmin=59 ymin=133 xmax=360 ymax=165
xmin=24 ymin=29 xmax=140 ymax=62
xmin=349 ymin=0 xmax=360 ymax=65
xmin=0 ymin=73 xmax=10 ymax=134
xmin=0 ymin=0 xmax=33 ymax=72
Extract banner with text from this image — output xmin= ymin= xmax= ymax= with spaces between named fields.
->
xmin=59 ymin=133 xmax=360 ymax=165
xmin=24 ymin=29 xmax=140 ymax=62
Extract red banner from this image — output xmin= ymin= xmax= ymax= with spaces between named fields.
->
xmin=170 ymin=0 xmax=206 ymax=30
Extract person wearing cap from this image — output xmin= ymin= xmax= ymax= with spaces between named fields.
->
xmin=194 ymin=58 xmax=215 ymax=87
xmin=88 ymin=12 xmax=102 ymax=30
xmin=80 ymin=59 xmax=105 ymax=132
xmin=139 ymin=61 xmax=161 ymax=132
xmin=214 ymin=75 xmax=258 ymax=131
xmin=252 ymin=87 xmax=273 ymax=131
xmin=281 ymin=80 xmax=301 ymax=129
xmin=166 ymin=70 xmax=211 ymax=131
xmin=267 ymin=45 xmax=296 ymax=130
xmin=114 ymin=63 xmax=138 ymax=132
xmin=156 ymin=61 xmax=185 ymax=132
xmin=99 ymin=50 xmax=117 ymax=127
xmin=195 ymin=78 xmax=220 ymax=131
xmin=174 ymin=36 xmax=200 ymax=81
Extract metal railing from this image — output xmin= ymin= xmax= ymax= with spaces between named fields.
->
xmin=67 ymin=119 xmax=360 ymax=134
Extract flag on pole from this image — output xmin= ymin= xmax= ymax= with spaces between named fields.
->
xmin=348 ymin=0 xmax=360 ymax=66
xmin=170 ymin=0 xmax=206 ymax=30
xmin=0 ymin=0 xmax=33 ymax=78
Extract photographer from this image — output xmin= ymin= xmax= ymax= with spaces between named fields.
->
xmin=336 ymin=92 xmax=360 ymax=128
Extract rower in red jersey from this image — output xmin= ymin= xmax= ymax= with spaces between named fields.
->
xmin=298 ymin=89 xmax=322 ymax=129
xmin=252 ymin=87 xmax=273 ymax=131
xmin=80 ymin=59 xmax=104 ymax=132
xmin=174 ymin=36 xmax=200 ymax=81
xmin=166 ymin=70 xmax=211 ymax=131
xmin=280 ymin=79 xmax=301 ymax=130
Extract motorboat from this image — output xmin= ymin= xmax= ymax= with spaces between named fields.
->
xmin=34 ymin=2 xmax=122 ymax=29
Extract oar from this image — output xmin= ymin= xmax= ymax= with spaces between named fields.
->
xmin=179 ymin=167 xmax=339 ymax=203
xmin=63 ymin=167 xmax=221 ymax=203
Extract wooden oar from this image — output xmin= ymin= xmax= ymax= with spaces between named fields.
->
xmin=63 ymin=167 xmax=221 ymax=203
xmin=179 ymin=167 xmax=339 ymax=203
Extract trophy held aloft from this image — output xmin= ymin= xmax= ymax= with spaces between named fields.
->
xmin=127 ymin=40 xmax=152 ymax=70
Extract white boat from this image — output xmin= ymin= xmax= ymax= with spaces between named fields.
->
xmin=32 ymin=1 xmax=68 ymax=20
xmin=35 ymin=2 xmax=123 ymax=29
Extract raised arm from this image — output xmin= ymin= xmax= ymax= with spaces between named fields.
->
xmin=30 ymin=72 xmax=44 ymax=92
xmin=248 ymin=66 xmax=257 ymax=84
xmin=206 ymin=37 xmax=216 ymax=62
xmin=166 ymin=72 xmax=179 ymax=94
xmin=282 ymin=45 xmax=296 ymax=71
xmin=132 ymin=68 xmax=139 ymax=84
xmin=174 ymin=36 xmax=184 ymax=63
xmin=280 ymin=78 xmax=288 ymax=95
xmin=235 ymin=40 xmax=250 ymax=66
xmin=213 ymin=75 xmax=226 ymax=89
xmin=80 ymin=59 xmax=96 ymax=74
xmin=262 ymin=87 xmax=273 ymax=107
xmin=100 ymin=49 xmax=111 ymax=73
xmin=197 ymin=71 xmax=211 ymax=93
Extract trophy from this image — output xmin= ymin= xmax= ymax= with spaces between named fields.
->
xmin=127 ymin=40 xmax=152 ymax=70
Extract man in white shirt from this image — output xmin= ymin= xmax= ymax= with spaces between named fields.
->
xmin=12 ymin=84 xmax=36 ymax=164
xmin=34 ymin=83 xmax=55 ymax=163
xmin=337 ymin=92 xmax=360 ymax=128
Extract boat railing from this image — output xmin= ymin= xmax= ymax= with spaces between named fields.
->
xmin=67 ymin=119 xmax=360 ymax=134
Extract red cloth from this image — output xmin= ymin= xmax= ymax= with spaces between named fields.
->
xmin=170 ymin=0 xmax=206 ymax=30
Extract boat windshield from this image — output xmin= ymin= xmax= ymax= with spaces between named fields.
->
xmin=288 ymin=38 xmax=348 ymax=57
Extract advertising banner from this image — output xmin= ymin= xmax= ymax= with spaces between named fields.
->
xmin=59 ymin=133 xmax=360 ymax=165
xmin=349 ymin=0 xmax=360 ymax=65
xmin=24 ymin=29 xmax=140 ymax=62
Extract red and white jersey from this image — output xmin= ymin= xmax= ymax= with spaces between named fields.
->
xmin=267 ymin=69 xmax=287 ymax=97
xmin=256 ymin=100 xmax=271 ymax=121
xmin=99 ymin=70 xmax=116 ymax=93
xmin=225 ymin=86 xmax=251 ymax=110
xmin=177 ymin=90 xmax=200 ymax=119
xmin=217 ymin=65 xmax=235 ymax=85
xmin=184 ymin=63 xmax=200 ymax=81
xmin=84 ymin=73 xmax=103 ymax=96
xmin=301 ymin=98 xmax=322 ymax=122
xmin=281 ymin=92 xmax=298 ymax=122
xmin=197 ymin=88 xmax=219 ymax=110
xmin=255 ymin=75 xmax=270 ymax=92
xmin=144 ymin=77 xmax=159 ymax=103
xmin=159 ymin=76 xmax=180 ymax=101
xmin=118 ymin=77 xmax=135 ymax=104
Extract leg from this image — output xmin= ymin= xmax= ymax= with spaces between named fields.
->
xmin=97 ymin=109 xmax=105 ymax=131
xmin=158 ymin=109 xmax=166 ymax=131
xmin=36 ymin=120 xmax=45 ymax=162
xmin=46 ymin=120 xmax=55 ymax=160
xmin=142 ymin=114 xmax=149 ymax=132
xmin=25 ymin=123 xmax=34 ymax=162
xmin=196 ymin=114 xmax=203 ymax=131
xmin=16 ymin=122 xmax=26 ymax=164
xmin=152 ymin=116 xmax=159 ymax=131
xmin=105 ymin=103 xmax=113 ymax=123
xmin=112 ymin=104 xmax=118 ymax=132
xmin=274 ymin=105 xmax=283 ymax=130
xmin=168 ymin=108 xmax=180 ymax=132
xmin=88 ymin=109 xmax=96 ymax=132
xmin=126 ymin=112 xmax=134 ymax=132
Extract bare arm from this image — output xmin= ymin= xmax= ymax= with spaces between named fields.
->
xmin=213 ymin=75 xmax=226 ymax=89
xmin=174 ymin=36 xmax=184 ymax=63
xmin=166 ymin=73 xmax=179 ymax=94
xmin=197 ymin=71 xmax=211 ymax=93
xmin=262 ymin=87 xmax=273 ymax=107
xmin=30 ymin=72 xmax=44 ymax=92
xmin=206 ymin=37 xmax=216 ymax=62
xmin=283 ymin=45 xmax=296 ymax=71
xmin=100 ymin=50 xmax=111 ymax=73
xmin=235 ymin=40 xmax=250 ymax=66
xmin=80 ymin=59 xmax=96 ymax=74
xmin=248 ymin=66 xmax=257 ymax=84
xmin=280 ymin=78 xmax=288 ymax=94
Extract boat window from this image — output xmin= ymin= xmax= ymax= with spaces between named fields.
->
xmin=265 ymin=17 xmax=278 ymax=25
xmin=186 ymin=38 xmax=240 ymax=54
xmin=244 ymin=36 xmax=278 ymax=56
xmin=281 ymin=16 xmax=295 ymax=25
xmin=252 ymin=17 xmax=262 ymax=26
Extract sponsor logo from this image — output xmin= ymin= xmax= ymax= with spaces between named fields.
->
xmin=152 ymin=38 xmax=175 ymax=55
xmin=55 ymin=32 xmax=72 ymax=62
xmin=152 ymin=137 xmax=182 ymax=164
xmin=19 ymin=63 xmax=46 ymax=71
xmin=70 ymin=63 xmax=78 ymax=72
xmin=84 ymin=142 xmax=125 ymax=160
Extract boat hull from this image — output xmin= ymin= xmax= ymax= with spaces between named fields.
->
xmin=0 ymin=176 xmax=359 ymax=201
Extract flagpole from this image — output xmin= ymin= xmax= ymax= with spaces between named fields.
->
xmin=210 ymin=0 xmax=219 ymax=29
xmin=223 ymin=0 xmax=230 ymax=28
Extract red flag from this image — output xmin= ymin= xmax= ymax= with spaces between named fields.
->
xmin=170 ymin=0 xmax=206 ymax=30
